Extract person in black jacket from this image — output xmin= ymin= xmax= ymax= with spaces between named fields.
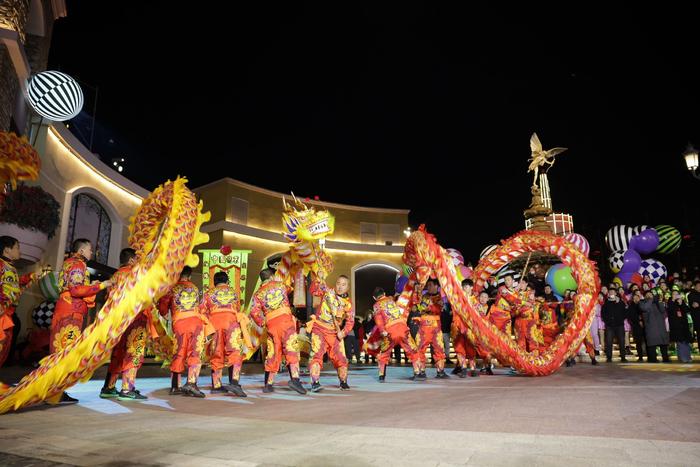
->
xmin=602 ymin=288 xmax=628 ymax=362
xmin=668 ymin=290 xmax=693 ymax=363
xmin=627 ymin=291 xmax=646 ymax=361
xmin=687 ymin=281 xmax=700 ymax=353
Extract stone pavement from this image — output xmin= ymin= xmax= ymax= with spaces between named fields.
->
xmin=1 ymin=362 xmax=700 ymax=466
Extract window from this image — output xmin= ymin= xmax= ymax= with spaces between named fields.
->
xmin=231 ymin=197 xmax=249 ymax=225
xmin=65 ymin=193 xmax=112 ymax=264
xmin=380 ymin=224 xmax=401 ymax=245
xmin=360 ymin=222 xmax=377 ymax=244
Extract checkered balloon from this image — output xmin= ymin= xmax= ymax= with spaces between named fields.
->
xmin=638 ymin=259 xmax=667 ymax=285
xmin=608 ymin=251 xmax=625 ymax=273
xmin=31 ymin=300 xmax=55 ymax=329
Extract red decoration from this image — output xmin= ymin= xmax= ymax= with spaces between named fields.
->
xmin=219 ymin=245 xmax=232 ymax=255
xmin=314 ymin=195 xmax=320 ymax=200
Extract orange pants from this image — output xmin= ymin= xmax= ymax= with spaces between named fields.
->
xmin=581 ymin=332 xmax=595 ymax=358
xmin=414 ymin=323 xmax=446 ymax=371
xmin=209 ymin=313 xmax=244 ymax=387
xmin=171 ymin=316 xmax=204 ymax=381
xmin=377 ymin=322 xmax=419 ymax=375
xmin=265 ymin=313 xmax=300 ymax=380
xmin=108 ymin=313 xmax=148 ymax=391
xmin=309 ymin=325 xmax=348 ymax=383
xmin=515 ymin=318 xmax=540 ymax=352
xmin=541 ymin=323 xmax=559 ymax=347
xmin=0 ymin=327 xmax=12 ymax=367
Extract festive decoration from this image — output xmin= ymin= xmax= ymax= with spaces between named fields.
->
xmin=219 ymin=245 xmax=232 ymax=256
xmin=446 ymin=248 xmax=464 ymax=266
xmin=654 ymin=225 xmax=681 ymax=254
xmin=399 ymin=227 xmax=599 ymax=376
xmin=605 ymin=225 xmax=634 ymax=252
xmin=31 ymin=300 xmax=55 ymax=329
xmin=199 ymin=248 xmax=252 ymax=301
xmin=0 ymin=132 xmax=41 ymax=190
xmin=638 ymin=259 xmax=667 ymax=285
xmin=38 ymin=271 xmax=60 ymax=300
xmin=620 ymin=249 xmax=642 ymax=274
xmin=0 ymin=178 xmax=210 ymax=413
xmin=563 ymin=232 xmax=590 ymax=257
xmin=628 ymin=228 xmax=659 ymax=255
xmin=479 ymin=244 xmax=498 ymax=259
xmin=26 ymin=71 xmax=84 ymax=121
xmin=608 ymin=251 xmax=625 ymax=273
xmin=545 ymin=263 xmax=578 ymax=295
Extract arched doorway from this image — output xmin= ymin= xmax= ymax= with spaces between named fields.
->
xmin=351 ymin=261 xmax=400 ymax=320
xmin=65 ymin=193 xmax=112 ymax=265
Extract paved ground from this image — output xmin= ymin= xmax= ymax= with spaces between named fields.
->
xmin=1 ymin=360 xmax=700 ymax=466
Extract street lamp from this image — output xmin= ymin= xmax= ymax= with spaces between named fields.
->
xmin=683 ymin=144 xmax=699 ymax=179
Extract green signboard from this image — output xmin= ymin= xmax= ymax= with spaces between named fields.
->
xmin=199 ymin=249 xmax=252 ymax=303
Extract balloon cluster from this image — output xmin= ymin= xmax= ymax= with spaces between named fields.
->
xmin=541 ymin=232 xmax=590 ymax=298
xmin=605 ymin=224 xmax=680 ymax=288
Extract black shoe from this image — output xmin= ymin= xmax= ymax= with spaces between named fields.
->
xmin=60 ymin=392 xmax=79 ymax=404
xmin=210 ymin=386 xmax=228 ymax=394
xmin=262 ymin=384 xmax=275 ymax=393
xmin=457 ymin=369 xmax=467 ymax=378
xmin=289 ymin=378 xmax=307 ymax=395
xmin=451 ymin=365 xmax=462 ymax=375
xmin=118 ymin=389 xmax=147 ymax=401
xmin=436 ymin=370 xmax=449 ymax=379
xmin=99 ymin=387 xmax=118 ymax=399
xmin=310 ymin=382 xmax=323 ymax=392
xmin=620 ymin=358 xmax=628 ymax=363
xmin=224 ymin=383 xmax=247 ymax=397
xmin=169 ymin=387 xmax=183 ymax=395
xmin=485 ymin=368 xmax=494 ymax=375
xmin=416 ymin=371 xmax=427 ymax=381
xmin=606 ymin=358 xmax=612 ymax=363
xmin=379 ymin=375 xmax=385 ymax=383
xmin=591 ymin=358 xmax=598 ymax=366
xmin=636 ymin=358 xmax=644 ymax=362
xmin=181 ymin=383 xmax=205 ymax=398
xmin=566 ymin=359 xmax=572 ymax=367
xmin=469 ymin=369 xmax=479 ymax=377
xmin=339 ymin=381 xmax=350 ymax=390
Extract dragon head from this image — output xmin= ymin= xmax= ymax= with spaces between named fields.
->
xmin=282 ymin=194 xmax=335 ymax=244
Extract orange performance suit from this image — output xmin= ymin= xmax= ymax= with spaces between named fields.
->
xmin=50 ymin=254 xmax=104 ymax=354
xmin=0 ymin=257 xmax=33 ymax=367
xmin=250 ymin=279 xmax=301 ymax=384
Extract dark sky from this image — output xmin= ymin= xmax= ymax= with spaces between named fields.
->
xmin=47 ymin=3 xmax=700 ymax=267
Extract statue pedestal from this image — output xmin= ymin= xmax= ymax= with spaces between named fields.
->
xmin=524 ymin=185 xmax=553 ymax=233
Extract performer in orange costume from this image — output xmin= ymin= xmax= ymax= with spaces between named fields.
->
xmin=100 ymin=248 xmax=157 ymax=401
xmin=250 ymin=268 xmax=307 ymax=394
xmin=0 ymin=236 xmax=35 ymax=368
xmin=200 ymin=271 xmax=247 ymax=397
xmin=413 ymin=278 xmax=448 ymax=379
xmin=369 ymin=287 xmax=421 ymax=382
xmin=513 ymin=283 xmax=543 ymax=353
xmin=159 ymin=266 xmax=211 ymax=397
xmin=51 ymin=238 xmax=112 ymax=403
xmin=452 ymin=279 xmax=491 ymax=377
xmin=539 ymin=286 xmax=560 ymax=347
xmin=490 ymin=274 xmax=520 ymax=336
xmin=307 ymin=275 xmax=354 ymax=392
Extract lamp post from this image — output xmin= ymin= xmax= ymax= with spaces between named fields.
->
xmin=683 ymin=144 xmax=700 ymax=180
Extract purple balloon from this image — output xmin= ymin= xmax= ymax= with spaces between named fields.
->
xmin=617 ymin=271 xmax=635 ymax=288
xmin=620 ymin=249 xmax=642 ymax=274
xmin=395 ymin=275 xmax=409 ymax=294
xmin=632 ymin=228 xmax=660 ymax=255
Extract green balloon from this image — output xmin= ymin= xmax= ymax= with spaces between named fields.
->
xmin=654 ymin=225 xmax=681 ymax=254
xmin=552 ymin=266 xmax=578 ymax=294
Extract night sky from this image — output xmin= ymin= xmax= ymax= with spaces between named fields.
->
xmin=47 ymin=3 xmax=700 ymax=267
